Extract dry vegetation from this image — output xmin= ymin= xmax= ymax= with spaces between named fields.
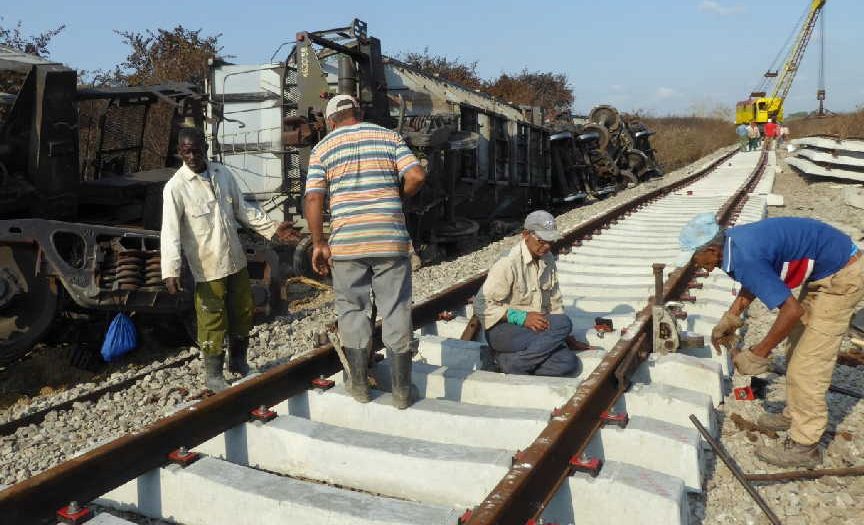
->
xmin=641 ymin=116 xmax=736 ymax=173
xmin=788 ymin=108 xmax=864 ymax=140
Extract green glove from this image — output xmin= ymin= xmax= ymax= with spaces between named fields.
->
xmin=506 ymin=308 xmax=527 ymax=326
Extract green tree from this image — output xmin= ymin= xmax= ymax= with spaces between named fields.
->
xmin=486 ymin=69 xmax=574 ymax=118
xmin=95 ymin=26 xmax=221 ymax=87
xmin=0 ymin=18 xmax=64 ymax=57
xmin=399 ymin=47 xmax=483 ymax=91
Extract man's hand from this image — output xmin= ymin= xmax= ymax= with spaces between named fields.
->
xmin=733 ymin=348 xmax=771 ymax=375
xmin=711 ymin=311 xmax=744 ymax=355
xmin=273 ymin=221 xmax=300 ymax=243
xmin=565 ymin=335 xmax=590 ymax=351
xmin=311 ymin=242 xmax=332 ymax=276
xmin=524 ymin=312 xmax=550 ymax=332
xmin=164 ymin=277 xmax=181 ymax=294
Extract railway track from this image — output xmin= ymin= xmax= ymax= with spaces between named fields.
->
xmin=0 ymin=149 xmax=774 ymax=525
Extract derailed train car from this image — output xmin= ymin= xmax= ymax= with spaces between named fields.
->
xmin=208 ymin=19 xmax=661 ymax=263
xmin=0 ymin=47 xmax=282 ymax=364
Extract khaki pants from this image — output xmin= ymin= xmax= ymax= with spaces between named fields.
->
xmin=194 ymin=268 xmax=254 ymax=355
xmin=782 ymin=256 xmax=864 ymax=445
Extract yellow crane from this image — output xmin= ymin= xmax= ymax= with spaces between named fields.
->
xmin=735 ymin=0 xmax=827 ymax=124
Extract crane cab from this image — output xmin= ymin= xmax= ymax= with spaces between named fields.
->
xmin=735 ymin=96 xmax=784 ymax=125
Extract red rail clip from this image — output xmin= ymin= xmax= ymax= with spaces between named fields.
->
xmin=600 ymin=410 xmax=629 ymax=428
xmin=550 ymin=406 xmax=565 ymax=418
xmin=458 ymin=509 xmax=473 ymax=524
xmin=57 ymin=502 xmax=92 ymax=525
xmin=438 ymin=311 xmax=456 ymax=321
xmin=679 ymin=293 xmax=697 ymax=303
xmin=569 ymin=455 xmax=603 ymax=477
xmin=694 ymin=269 xmax=709 ymax=278
xmin=733 ymin=386 xmax=755 ymax=401
xmin=311 ymin=377 xmax=335 ymax=390
xmin=687 ymin=280 xmax=704 ymax=289
xmin=250 ymin=405 xmax=277 ymax=422
xmin=167 ymin=447 xmax=200 ymax=467
xmin=512 ymin=449 xmax=527 ymax=465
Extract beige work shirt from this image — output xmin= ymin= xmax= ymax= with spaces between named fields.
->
xmin=474 ymin=240 xmax=564 ymax=329
xmin=160 ymin=162 xmax=278 ymax=282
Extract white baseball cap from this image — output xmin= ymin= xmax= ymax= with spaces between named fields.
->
xmin=325 ymin=95 xmax=360 ymax=119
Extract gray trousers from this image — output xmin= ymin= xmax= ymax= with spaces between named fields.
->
xmin=331 ymin=256 xmax=413 ymax=354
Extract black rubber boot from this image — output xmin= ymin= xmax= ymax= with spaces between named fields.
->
xmin=227 ymin=336 xmax=250 ymax=376
xmin=203 ymin=352 xmax=229 ymax=392
xmin=344 ymin=347 xmax=371 ymax=403
xmin=390 ymin=351 xmax=413 ymax=409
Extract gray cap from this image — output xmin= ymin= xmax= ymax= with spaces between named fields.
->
xmin=524 ymin=210 xmax=562 ymax=242
xmin=325 ymin=94 xmax=360 ymax=119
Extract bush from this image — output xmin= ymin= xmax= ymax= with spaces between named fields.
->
xmin=787 ymin=109 xmax=864 ymax=140
xmin=640 ymin=116 xmax=736 ymax=173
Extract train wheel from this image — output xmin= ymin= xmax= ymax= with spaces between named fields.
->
xmin=0 ymin=244 xmax=59 ymax=366
xmin=624 ymin=150 xmax=649 ymax=177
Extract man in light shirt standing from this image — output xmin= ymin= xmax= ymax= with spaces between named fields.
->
xmin=161 ymin=128 xmax=297 ymax=392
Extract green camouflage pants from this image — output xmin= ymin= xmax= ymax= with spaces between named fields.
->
xmin=194 ymin=268 xmax=254 ymax=356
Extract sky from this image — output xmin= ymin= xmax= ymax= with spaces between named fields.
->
xmin=3 ymin=0 xmax=862 ymax=117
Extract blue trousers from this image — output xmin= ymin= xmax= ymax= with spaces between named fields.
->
xmin=486 ymin=314 xmax=580 ymax=377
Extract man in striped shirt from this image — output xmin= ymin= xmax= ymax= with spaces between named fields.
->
xmin=304 ymin=95 xmax=426 ymax=409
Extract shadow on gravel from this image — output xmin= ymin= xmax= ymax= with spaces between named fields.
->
xmin=0 ymin=315 xmax=188 ymax=411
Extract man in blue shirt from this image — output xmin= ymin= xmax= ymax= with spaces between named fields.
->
xmin=690 ymin=217 xmax=864 ymax=468
xmin=735 ymin=122 xmax=748 ymax=152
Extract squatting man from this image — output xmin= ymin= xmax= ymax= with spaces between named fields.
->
xmin=684 ymin=214 xmax=863 ymax=468
xmin=161 ymin=128 xmax=298 ymax=392
xmin=475 ymin=211 xmax=587 ymax=376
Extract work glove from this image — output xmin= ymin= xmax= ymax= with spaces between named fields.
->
xmin=711 ymin=311 xmax=744 ymax=355
xmin=733 ymin=348 xmax=771 ymax=375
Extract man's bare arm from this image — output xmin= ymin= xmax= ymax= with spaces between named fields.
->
xmin=728 ymin=288 xmax=756 ymax=316
xmin=304 ymin=192 xmax=326 ymax=245
xmin=401 ymin=165 xmax=426 ymax=198
xmin=751 ymin=296 xmax=804 ymax=357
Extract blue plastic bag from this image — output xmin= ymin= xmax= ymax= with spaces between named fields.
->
xmin=679 ymin=213 xmax=720 ymax=251
xmin=100 ymin=313 xmax=138 ymax=362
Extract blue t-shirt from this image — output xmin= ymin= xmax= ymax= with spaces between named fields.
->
xmin=722 ymin=217 xmax=855 ymax=309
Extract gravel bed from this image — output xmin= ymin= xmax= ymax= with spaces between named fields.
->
xmin=694 ymin=150 xmax=864 ymax=525
xmin=0 ymin=146 xmax=734 ymax=509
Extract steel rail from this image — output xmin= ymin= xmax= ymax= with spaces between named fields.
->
xmin=0 ymin=148 xmax=741 ymax=524
xmin=465 ymin=150 xmax=768 ymax=524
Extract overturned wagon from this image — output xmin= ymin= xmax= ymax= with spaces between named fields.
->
xmin=208 ymin=19 xmax=662 ymax=262
xmin=0 ymin=47 xmax=281 ymax=364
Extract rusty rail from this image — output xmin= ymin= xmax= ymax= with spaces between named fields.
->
xmin=465 ymin=150 xmax=767 ymax=524
xmin=0 ymin=148 xmax=745 ymax=524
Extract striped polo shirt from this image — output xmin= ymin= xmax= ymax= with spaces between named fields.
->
xmin=305 ymin=122 xmax=420 ymax=260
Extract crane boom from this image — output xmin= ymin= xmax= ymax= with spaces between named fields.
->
xmin=770 ymin=0 xmax=826 ymax=103
xmin=735 ymin=0 xmax=826 ymax=124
